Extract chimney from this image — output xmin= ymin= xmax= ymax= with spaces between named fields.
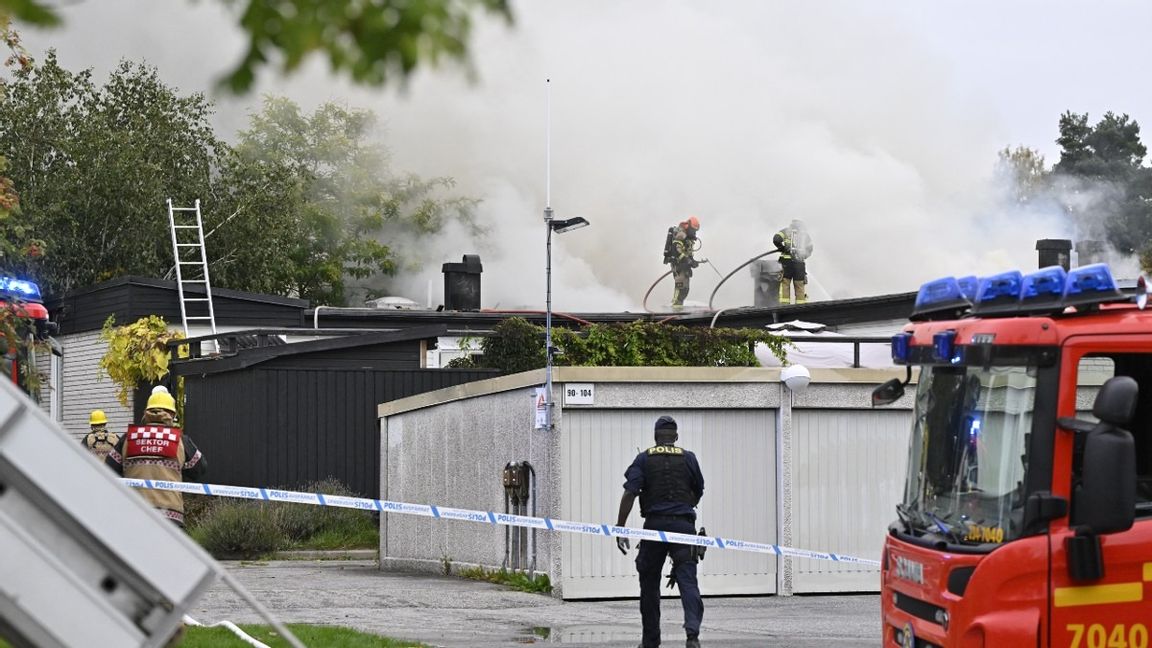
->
xmin=441 ymin=254 xmax=483 ymax=311
xmin=1035 ymin=239 xmax=1072 ymax=271
xmin=1075 ymin=240 xmax=1106 ymax=267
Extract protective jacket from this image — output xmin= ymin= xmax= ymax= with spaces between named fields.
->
xmin=82 ymin=427 xmax=120 ymax=462
xmin=106 ymin=425 xmax=205 ymax=525
xmin=624 ymin=444 xmax=704 ymax=519
xmin=773 ymin=225 xmax=813 ymax=261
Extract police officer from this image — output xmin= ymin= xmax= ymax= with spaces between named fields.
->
xmin=616 ymin=415 xmax=705 ymax=648
xmin=81 ymin=409 xmax=119 ymax=461
xmin=106 ymin=386 xmax=206 ymax=527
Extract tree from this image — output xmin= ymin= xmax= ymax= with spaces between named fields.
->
xmin=0 ymin=52 xmax=223 ymax=294
xmin=234 ymin=96 xmax=481 ymax=305
xmin=0 ymin=17 xmax=43 ymax=275
xmin=1 ymin=0 xmax=512 ymax=94
xmin=995 ymin=145 xmax=1048 ymax=205
xmin=1051 ymin=111 xmax=1151 ymax=261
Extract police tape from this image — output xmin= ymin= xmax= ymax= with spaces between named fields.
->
xmin=123 ymin=479 xmax=880 ymax=567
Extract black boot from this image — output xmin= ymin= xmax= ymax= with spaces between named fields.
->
xmin=686 ymin=636 xmax=700 ymax=648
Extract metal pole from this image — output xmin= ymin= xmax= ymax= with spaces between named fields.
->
xmin=544 ymin=211 xmax=554 ymax=430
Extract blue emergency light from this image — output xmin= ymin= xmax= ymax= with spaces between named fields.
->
xmin=1018 ymin=265 xmax=1068 ymax=313
xmin=956 ymin=276 xmax=978 ymax=302
xmin=0 ymin=276 xmax=42 ymax=302
xmin=910 ymin=276 xmax=971 ymax=320
xmin=970 ymin=270 xmax=1023 ymax=316
xmin=891 ymin=332 xmax=912 ymax=363
xmin=932 ymin=330 xmax=960 ymax=363
xmin=1063 ymin=263 xmax=1124 ymax=308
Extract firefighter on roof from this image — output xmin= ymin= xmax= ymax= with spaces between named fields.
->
xmin=773 ymin=218 xmax=814 ymax=304
xmin=664 ymin=216 xmax=701 ymax=310
xmin=106 ymin=385 xmax=206 ymax=527
xmin=81 ymin=409 xmax=119 ymax=462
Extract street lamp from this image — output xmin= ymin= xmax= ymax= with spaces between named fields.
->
xmin=544 ymin=207 xmax=590 ymax=430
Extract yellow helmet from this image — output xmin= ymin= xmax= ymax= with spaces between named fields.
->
xmin=89 ymin=409 xmax=108 ymax=425
xmin=145 ymin=386 xmax=177 ymax=413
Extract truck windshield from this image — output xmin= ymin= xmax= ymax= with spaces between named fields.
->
xmin=899 ymin=365 xmax=1034 ymax=546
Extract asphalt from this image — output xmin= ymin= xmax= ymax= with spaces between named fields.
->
xmin=190 ymin=560 xmax=882 ymax=648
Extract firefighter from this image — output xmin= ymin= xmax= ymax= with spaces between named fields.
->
xmin=106 ymin=385 xmax=206 ymax=528
xmin=615 ymin=415 xmax=705 ymax=648
xmin=665 ymin=216 xmax=701 ymax=309
xmin=773 ymin=218 xmax=814 ymax=304
xmin=81 ymin=409 xmax=120 ymax=462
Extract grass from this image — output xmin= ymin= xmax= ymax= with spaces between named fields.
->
xmin=178 ymin=623 xmax=429 ymax=647
xmin=457 ymin=566 xmax=553 ymax=594
xmin=0 ymin=624 xmax=427 ymax=648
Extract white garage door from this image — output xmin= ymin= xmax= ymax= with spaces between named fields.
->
xmin=560 ymin=408 xmax=778 ymax=599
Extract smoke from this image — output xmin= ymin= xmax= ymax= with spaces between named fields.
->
xmin=26 ymin=0 xmax=1152 ymax=311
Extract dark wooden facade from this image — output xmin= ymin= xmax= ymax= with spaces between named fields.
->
xmin=171 ymin=326 xmax=499 ymax=498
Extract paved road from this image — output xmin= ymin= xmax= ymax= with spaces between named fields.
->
xmin=191 ymin=560 xmax=881 ymax=648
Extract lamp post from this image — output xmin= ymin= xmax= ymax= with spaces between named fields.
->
xmin=543 ymin=209 xmax=590 ymax=430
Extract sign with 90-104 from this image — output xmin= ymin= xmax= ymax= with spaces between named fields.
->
xmin=564 ymin=383 xmax=595 ymax=405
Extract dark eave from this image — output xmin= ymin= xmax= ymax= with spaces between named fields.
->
xmin=171 ymin=324 xmax=449 ymax=376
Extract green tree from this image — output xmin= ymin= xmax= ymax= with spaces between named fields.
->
xmin=1051 ymin=111 xmax=1151 ymax=263
xmin=1 ymin=0 xmax=512 ymax=94
xmin=995 ymin=145 xmax=1048 ymax=205
xmin=0 ymin=52 xmax=222 ymax=294
xmin=235 ymin=96 xmax=481 ymax=305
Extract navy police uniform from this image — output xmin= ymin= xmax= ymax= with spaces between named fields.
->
xmin=623 ymin=440 xmax=705 ymax=647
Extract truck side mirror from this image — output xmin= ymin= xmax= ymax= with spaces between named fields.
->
xmin=872 ymin=367 xmax=912 ymax=407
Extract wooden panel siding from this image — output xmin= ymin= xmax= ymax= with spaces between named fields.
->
xmin=184 ymin=367 xmax=498 ymax=498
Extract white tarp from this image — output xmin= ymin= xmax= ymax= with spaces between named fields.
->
xmin=755 ymin=320 xmax=894 ymax=369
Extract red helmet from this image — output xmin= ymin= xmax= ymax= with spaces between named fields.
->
xmin=685 ymin=216 xmax=700 ymax=230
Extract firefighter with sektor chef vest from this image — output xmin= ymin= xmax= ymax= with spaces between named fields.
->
xmin=106 ymin=385 xmax=206 ymax=528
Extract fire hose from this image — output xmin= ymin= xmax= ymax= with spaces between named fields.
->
xmin=707 ymin=249 xmax=781 ymax=311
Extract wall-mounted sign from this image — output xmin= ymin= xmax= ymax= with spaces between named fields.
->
xmin=564 ymin=383 xmax=595 ymax=406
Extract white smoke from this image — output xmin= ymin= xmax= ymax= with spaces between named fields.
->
xmin=26 ymin=0 xmax=1152 ymax=310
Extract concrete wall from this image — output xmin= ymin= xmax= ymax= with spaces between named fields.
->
xmin=378 ymin=366 xmax=915 ymax=598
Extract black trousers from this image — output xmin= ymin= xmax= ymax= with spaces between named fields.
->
xmin=636 ymin=516 xmax=703 ymax=647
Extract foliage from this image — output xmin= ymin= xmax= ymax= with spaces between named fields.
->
xmin=457 ymin=566 xmax=553 ymax=594
xmin=270 ymin=477 xmax=377 ymax=546
xmin=450 ymin=317 xmax=788 ymax=371
xmin=179 ymin=624 xmax=431 ymax=648
xmin=0 ymin=18 xmax=43 ymax=277
xmin=0 ymin=52 xmax=223 ymax=294
xmin=995 ymin=146 xmax=1047 ymax=205
xmin=2 ymin=0 xmax=511 ymax=94
xmin=98 ymin=315 xmax=185 ymax=412
xmin=1050 ymin=111 xmax=1152 ymax=264
xmin=233 ymin=96 xmax=482 ymax=305
xmin=188 ymin=479 xmax=378 ymax=559
xmin=188 ymin=499 xmax=287 ymax=559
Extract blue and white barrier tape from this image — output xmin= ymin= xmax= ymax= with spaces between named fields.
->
xmin=123 ymin=479 xmax=880 ymax=568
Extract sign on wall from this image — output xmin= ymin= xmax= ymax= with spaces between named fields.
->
xmin=564 ymin=383 xmax=595 ymax=406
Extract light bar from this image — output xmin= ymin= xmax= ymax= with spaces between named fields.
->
xmin=932 ymin=330 xmax=959 ymax=363
xmin=970 ymin=270 xmax=1022 ymax=316
xmin=911 ymin=276 xmax=971 ymax=321
xmin=0 ymin=276 xmax=42 ymax=302
xmin=1018 ymin=265 xmax=1067 ymax=314
xmin=956 ymin=276 xmax=978 ymax=302
xmin=1063 ymin=263 xmax=1124 ymax=309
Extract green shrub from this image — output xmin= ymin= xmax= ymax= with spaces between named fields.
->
xmin=189 ymin=500 xmax=285 ymax=559
xmin=457 ymin=566 xmax=552 ymax=594
xmin=271 ymin=477 xmax=377 ymax=545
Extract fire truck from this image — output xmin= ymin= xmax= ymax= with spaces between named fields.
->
xmin=873 ymin=263 xmax=1152 ymax=648
xmin=0 ymin=275 xmax=56 ymax=399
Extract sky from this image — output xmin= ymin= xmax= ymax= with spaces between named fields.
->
xmin=25 ymin=0 xmax=1152 ymax=312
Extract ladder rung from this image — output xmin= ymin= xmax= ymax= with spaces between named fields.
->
xmin=185 ymin=318 xmax=214 ymax=322
xmin=179 ymin=261 xmax=205 ymax=265
xmin=177 ymin=243 xmax=200 ymax=247
xmin=181 ymin=280 xmax=207 ymax=284
xmin=173 ymin=225 xmax=199 ymax=229
xmin=170 ymin=207 xmax=199 ymax=211
xmin=184 ymin=298 xmax=210 ymax=302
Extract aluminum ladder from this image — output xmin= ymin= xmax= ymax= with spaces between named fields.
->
xmin=166 ymin=198 xmax=219 ymax=354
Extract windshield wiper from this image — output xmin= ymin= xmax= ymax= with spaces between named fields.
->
xmin=925 ymin=511 xmax=966 ymax=544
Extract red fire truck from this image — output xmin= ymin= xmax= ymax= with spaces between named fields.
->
xmin=0 ymin=275 xmax=56 ymax=399
xmin=874 ymin=263 xmax=1152 ymax=648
